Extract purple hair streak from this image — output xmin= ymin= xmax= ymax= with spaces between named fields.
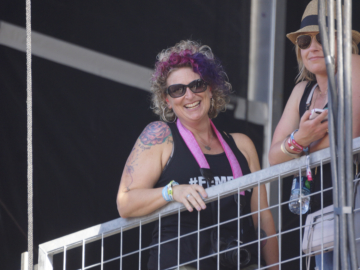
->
xmin=153 ymin=50 xmax=227 ymax=94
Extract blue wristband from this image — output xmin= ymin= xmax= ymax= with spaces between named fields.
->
xmin=162 ymin=185 xmax=171 ymax=202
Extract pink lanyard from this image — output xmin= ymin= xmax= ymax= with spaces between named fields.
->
xmin=176 ymin=119 xmax=245 ymax=195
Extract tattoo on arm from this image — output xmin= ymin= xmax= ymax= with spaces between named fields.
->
xmin=139 ymin=122 xmax=171 ymax=145
xmin=124 ymin=147 xmax=137 ymax=192
xmin=124 ymin=122 xmax=172 ymax=192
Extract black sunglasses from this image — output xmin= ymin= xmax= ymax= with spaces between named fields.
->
xmin=296 ymin=33 xmax=321 ymax=50
xmin=166 ymin=79 xmax=208 ymax=98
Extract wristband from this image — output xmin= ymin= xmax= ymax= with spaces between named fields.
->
xmin=281 ymin=136 xmax=302 ymax=158
xmin=167 ymin=180 xmax=179 ymax=201
xmin=287 ymin=137 xmax=302 ymax=153
xmin=162 ymin=180 xmax=179 ymax=202
xmin=162 ymin=185 xmax=171 ymax=202
xmin=290 ymin=130 xmax=304 ymax=150
xmin=290 ymin=130 xmax=309 ymax=153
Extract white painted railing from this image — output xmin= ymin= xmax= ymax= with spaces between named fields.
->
xmin=34 ymin=137 xmax=360 ymax=270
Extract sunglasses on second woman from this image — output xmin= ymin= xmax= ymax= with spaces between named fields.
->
xmin=296 ymin=33 xmax=321 ymax=50
xmin=166 ymin=79 xmax=208 ymax=98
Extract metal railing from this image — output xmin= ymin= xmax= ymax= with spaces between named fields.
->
xmin=33 ymin=137 xmax=360 ymax=270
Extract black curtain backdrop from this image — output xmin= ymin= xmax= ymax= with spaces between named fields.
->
xmin=0 ymin=1 xmax=256 ymax=269
xmin=1 ymin=0 xmax=359 ymax=269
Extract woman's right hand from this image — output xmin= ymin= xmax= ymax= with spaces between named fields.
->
xmin=269 ymin=81 xmax=329 ymax=166
xmin=294 ymin=109 xmax=329 ymax=147
xmin=172 ymin=184 xmax=208 ymax=212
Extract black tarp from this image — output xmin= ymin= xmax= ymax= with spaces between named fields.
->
xmin=0 ymin=1 xmax=257 ymax=269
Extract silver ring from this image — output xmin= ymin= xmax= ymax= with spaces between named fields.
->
xmin=186 ymin=194 xmax=191 ymax=199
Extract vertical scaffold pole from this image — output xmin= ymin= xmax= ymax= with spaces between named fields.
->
xmin=25 ymin=0 xmax=33 ymax=268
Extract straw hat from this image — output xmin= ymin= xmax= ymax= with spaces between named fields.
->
xmin=286 ymin=0 xmax=360 ymax=45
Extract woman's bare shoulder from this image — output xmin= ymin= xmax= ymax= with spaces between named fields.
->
xmin=138 ymin=121 xmax=173 ymax=163
xmin=229 ymin=133 xmax=253 ymax=145
xmin=229 ymin=133 xmax=260 ymax=171
xmin=138 ymin=121 xmax=172 ymax=147
xmin=283 ymin=80 xmax=311 ymax=114
xmin=292 ymin=80 xmax=310 ymax=98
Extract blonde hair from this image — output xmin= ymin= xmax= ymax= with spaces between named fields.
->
xmin=295 ymin=38 xmax=359 ymax=83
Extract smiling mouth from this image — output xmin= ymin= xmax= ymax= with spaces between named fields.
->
xmin=309 ymin=56 xmax=323 ymax=60
xmin=185 ymin=101 xmax=200 ymax=109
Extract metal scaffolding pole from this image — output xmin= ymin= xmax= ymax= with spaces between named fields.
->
xmin=319 ymin=0 xmax=358 ymax=268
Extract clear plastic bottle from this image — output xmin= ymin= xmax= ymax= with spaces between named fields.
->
xmin=289 ymin=175 xmax=312 ymax=215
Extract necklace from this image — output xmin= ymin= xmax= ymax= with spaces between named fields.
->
xmin=312 ymin=86 xmax=328 ymax=110
xmin=317 ymin=86 xmax=328 ymax=99
xmin=196 ymin=133 xmax=213 ymax=151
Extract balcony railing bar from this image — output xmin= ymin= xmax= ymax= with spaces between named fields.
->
xmin=81 ymin=239 xmax=85 ymax=270
xmin=304 ymin=246 xmax=335 ymax=258
xmin=42 ymin=203 xmax=358 ymax=269
xmin=138 ymin=220 xmax=142 ymax=270
xmin=63 ymin=246 xmax=66 ymax=270
xmin=37 ymin=138 xmax=360 ymax=270
xmin=299 ymin=168 xmax=303 ymax=270
xmin=257 ymin=181 xmax=261 ymax=268
xmin=79 ymin=261 xmax=102 ymax=270
xmin=100 ymin=235 xmax=103 ymax=270
xmin=157 ymin=213 xmax=160 ymax=270
xmin=177 ymin=209 xmax=180 ymax=268
xmin=119 ymin=227 xmax=122 ymax=270
xmin=318 ymin=159 xmax=325 ymax=268
xmin=47 ymin=197 xmax=359 ymax=269
xmin=237 ymin=189 xmax=241 ymax=270
xmin=278 ymin=174 xmax=282 ymax=270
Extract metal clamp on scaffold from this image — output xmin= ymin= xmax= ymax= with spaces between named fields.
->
xmin=334 ymin=206 xmax=352 ymax=215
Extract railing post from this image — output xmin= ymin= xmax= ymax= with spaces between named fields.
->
xmin=21 ymin=253 xmax=37 ymax=270
xmin=21 ymin=252 xmax=28 ymax=270
xmin=38 ymin=247 xmax=53 ymax=270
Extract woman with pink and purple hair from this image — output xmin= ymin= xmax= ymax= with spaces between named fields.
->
xmin=116 ymin=40 xmax=278 ymax=270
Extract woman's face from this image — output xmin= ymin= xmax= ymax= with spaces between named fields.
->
xmin=165 ymin=67 xmax=212 ymax=125
xmin=300 ymin=32 xmax=328 ymax=76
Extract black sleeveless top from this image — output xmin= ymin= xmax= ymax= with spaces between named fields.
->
xmin=299 ymin=82 xmax=332 ymax=213
xmin=147 ymin=122 xmax=257 ymax=270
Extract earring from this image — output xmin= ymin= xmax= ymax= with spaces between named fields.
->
xmin=210 ymin=98 xmax=215 ymax=112
xmin=162 ymin=106 xmax=177 ymax=123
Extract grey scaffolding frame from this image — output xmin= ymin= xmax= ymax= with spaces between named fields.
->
xmin=318 ymin=0 xmax=358 ymax=269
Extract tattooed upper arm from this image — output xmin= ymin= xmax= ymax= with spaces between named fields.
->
xmin=123 ymin=122 xmax=172 ymax=192
xmin=139 ymin=121 xmax=172 ymax=146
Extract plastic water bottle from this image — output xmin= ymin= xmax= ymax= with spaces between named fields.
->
xmin=289 ymin=175 xmax=312 ymax=215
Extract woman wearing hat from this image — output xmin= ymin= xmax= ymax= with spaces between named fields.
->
xmin=268 ymin=0 xmax=360 ymax=268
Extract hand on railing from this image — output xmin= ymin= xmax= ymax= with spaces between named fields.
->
xmin=172 ymin=184 xmax=208 ymax=212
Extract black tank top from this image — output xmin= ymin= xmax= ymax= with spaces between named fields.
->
xmin=148 ymin=122 xmax=256 ymax=270
xmin=299 ymin=82 xmax=332 ymax=212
